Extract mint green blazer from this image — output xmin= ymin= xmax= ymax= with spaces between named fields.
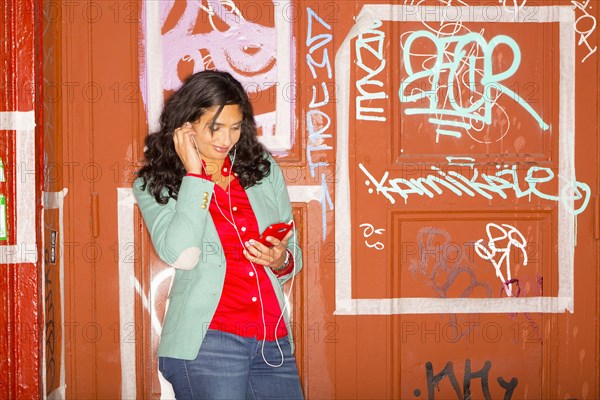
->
xmin=132 ymin=156 xmax=302 ymax=360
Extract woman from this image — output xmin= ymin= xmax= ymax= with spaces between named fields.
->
xmin=133 ymin=70 xmax=303 ymax=399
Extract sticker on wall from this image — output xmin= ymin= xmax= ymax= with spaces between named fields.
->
xmin=50 ymin=230 xmax=57 ymax=264
xmin=0 ymin=194 xmax=7 ymax=241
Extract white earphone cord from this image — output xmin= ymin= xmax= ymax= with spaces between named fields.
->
xmin=191 ymin=137 xmax=296 ymax=368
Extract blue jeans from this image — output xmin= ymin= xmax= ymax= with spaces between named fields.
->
xmin=159 ymin=329 xmax=304 ymax=400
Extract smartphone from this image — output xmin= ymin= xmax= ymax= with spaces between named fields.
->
xmin=256 ymin=221 xmax=293 ymax=248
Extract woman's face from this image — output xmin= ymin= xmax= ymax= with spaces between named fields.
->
xmin=191 ymin=104 xmax=243 ymax=166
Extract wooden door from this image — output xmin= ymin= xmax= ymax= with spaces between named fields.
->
xmin=326 ymin=1 xmax=599 ymax=399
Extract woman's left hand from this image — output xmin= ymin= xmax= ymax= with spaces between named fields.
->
xmin=243 ymin=230 xmax=293 ymax=269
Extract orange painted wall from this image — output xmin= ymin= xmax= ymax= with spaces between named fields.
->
xmin=37 ymin=1 xmax=600 ymax=399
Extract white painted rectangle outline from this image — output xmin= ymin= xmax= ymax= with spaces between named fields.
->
xmin=334 ymin=5 xmax=576 ymax=315
xmin=0 ymin=110 xmax=37 ymax=264
xmin=143 ymin=0 xmax=293 ymax=151
xmin=118 ymin=184 xmax=321 ymax=399
xmin=42 ymin=188 xmax=68 ymax=400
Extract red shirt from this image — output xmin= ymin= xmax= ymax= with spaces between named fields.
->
xmin=186 ymin=158 xmax=293 ymax=340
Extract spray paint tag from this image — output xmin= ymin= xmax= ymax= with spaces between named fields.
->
xmin=0 ymin=195 xmax=7 ymax=241
xmin=0 ymin=157 xmax=5 ymax=182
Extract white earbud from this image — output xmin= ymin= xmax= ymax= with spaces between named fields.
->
xmin=230 ymin=145 xmax=237 ymax=166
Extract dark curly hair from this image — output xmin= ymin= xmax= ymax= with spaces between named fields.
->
xmin=137 ymin=70 xmax=271 ymax=204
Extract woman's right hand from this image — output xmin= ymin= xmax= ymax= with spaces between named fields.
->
xmin=173 ymin=122 xmax=202 ymax=174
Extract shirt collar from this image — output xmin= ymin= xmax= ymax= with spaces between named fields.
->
xmin=199 ymin=155 xmax=233 ymax=179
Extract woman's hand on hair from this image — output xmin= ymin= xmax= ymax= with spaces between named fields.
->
xmin=173 ymin=122 xmax=202 ymax=174
xmin=243 ymin=230 xmax=293 ymax=269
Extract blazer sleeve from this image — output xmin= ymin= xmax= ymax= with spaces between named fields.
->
xmin=268 ymin=157 xmax=303 ymax=284
xmin=132 ymin=176 xmax=216 ymax=270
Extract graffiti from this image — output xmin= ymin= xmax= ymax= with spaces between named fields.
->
xmin=134 ymin=268 xmax=174 ymax=336
xmin=474 ymin=224 xmax=528 ymax=297
xmin=416 ymin=359 xmax=518 ymax=399
xmin=44 ymin=259 xmax=57 ymax=390
xmin=359 ymin=223 xmax=385 ymax=250
xmin=572 ymin=0 xmax=597 ymax=63
xmin=402 ymin=0 xmax=469 ymax=6
xmin=336 ymin=4 xmax=581 ymax=316
xmin=305 ymin=6 xmax=335 ymax=239
xmin=306 ymin=7 xmax=333 ymax=80
xmin=398 ymin=5 xmax=513 ymax=144
xmin=410 ymin=227 xmax=491 ymax=340
xmin=359 ymin=158 xmax=591 ymax=215
xmin=355 ymin=19 xmax=387 ymax=121
xmin=500 ymin=0 xmax=528 ymax=15
xmin=158 ymin=0 xmax=277 ymax=135
xmin=410 ymin=227 xmax=492 ymax=300
xmin=399 ymin=30 xmax=549 ymax=142
xmin=505 ymin=275 xmax=543 ymax=342
xmin=161 ymin=0 xmax=275 ymax=91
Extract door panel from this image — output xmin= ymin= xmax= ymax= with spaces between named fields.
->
xmin=331 ymin=2 xmax=597 ymax=399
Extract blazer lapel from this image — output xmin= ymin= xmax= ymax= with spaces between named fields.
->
xmin=246 ymin=184 xmax=270 ymax=234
